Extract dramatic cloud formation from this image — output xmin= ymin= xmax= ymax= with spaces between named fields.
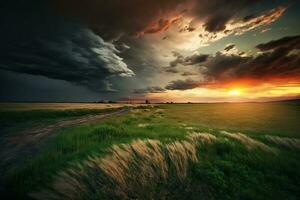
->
xmin=205 ymin=35 xmax=300 ymax=85
xmin=166 ymin=79 xmax=200 ymax=90
xmin=223 ymin=6 xmax=287 ymax=36
xmin=51 ymin=0 xmax=189 ymax=40
xmin=134 ymin=86 xmax=166 ymax=94
xmin=1 ymin=0 xmax=298 ymax=102
xmin=0 ymin=26 xmax=134 ymax=91
xmin=158 ymin=3 xmax=287 ymax=48
xmin=256 ymin=35 xmax=300 ymax=51
xmin=0 ymin=1 xmax=134 ymax=92
xmin=50 ymin=0 xmax=286 ymax=40
xmin=189 ymin=0 xmax=262 ymax=32
xmin=166 ymin=35 xmax=300 ymax=91
xmin=169 ymin=52 xmax=209 ymax=67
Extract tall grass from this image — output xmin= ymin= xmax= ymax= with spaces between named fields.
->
xmin=265 ymin=135 xmax=300 ymax=150
xmin=3 ymin=105 xmax=300 ymax=200
xmin=32 ymin=133 xmax=216 ymax=200
xmin=31 ymin=131 xmax=300 ymax=200
xmin=7 ymin=127 xmax=300 ymax=200
xmin=220 ymin=131 xmax=275 ymax=153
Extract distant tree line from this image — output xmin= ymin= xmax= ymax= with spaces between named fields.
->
xmin=95 ymin=100 xmax=117 ymax=104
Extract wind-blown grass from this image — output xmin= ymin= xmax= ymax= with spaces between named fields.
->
xmin=32 ymin=130 xmax=300 ymax=200
xmin=265 ymin=135 xmax=300 ymax=150
xmin=186 ymin=132 xmax=217 ymax=143
xmin=32 ymin=133 xmax=215 ymax=200
xmin=2 ymin=105 xmax=300 ymax=200
xmin=220 ymin=131 xmax=275 ymax=153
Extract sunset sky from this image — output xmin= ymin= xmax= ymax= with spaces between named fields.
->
xmin=0 ymin=0 xmax=300 ymax=102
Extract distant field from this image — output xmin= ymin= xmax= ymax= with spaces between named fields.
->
xmin=1 ymin=103 xmax=300 ymax=199
xmin=0 ymin=104 xmax=127 ymax=135
xmin=160 ymin=102 xmax=300 ymax=137
xmin=0 ymin=103 xmax=125 ymax=111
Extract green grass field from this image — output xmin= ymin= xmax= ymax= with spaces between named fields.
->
xmin=1 ymin=103 xmax=300 ymax=199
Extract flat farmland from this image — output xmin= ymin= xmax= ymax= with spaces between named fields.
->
xmin=0 ymin=103 xmax=125 ymax=111
xmin=0 ymin=102 xmax=300 ymax=200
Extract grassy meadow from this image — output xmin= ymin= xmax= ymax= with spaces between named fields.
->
xmin=0 ymin=102 xmax=300 ymax=199
xmin=0 ymin=103 xmax=124 ymax=111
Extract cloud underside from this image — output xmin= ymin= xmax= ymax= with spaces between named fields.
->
xmin=0 ymin=0 xmax=292 ymax=96
xmin=134 ymin=86 xmax=166 ymax=94
xmin=0 ymin=2 xmax=134 ymax=92
xmin=0 ymin=29 xmax=134 ymax=91
xmin=51 ymin=0 xmax=286 ymax=40
xmin=165 ymin=35 xmax=300 ymax=91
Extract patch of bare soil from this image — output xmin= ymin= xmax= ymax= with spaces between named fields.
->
xmin=0 ymin=108 xmax=129 ymax=169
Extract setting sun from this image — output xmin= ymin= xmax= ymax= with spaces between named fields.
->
xmin=229 ymin=89 xmax=240 ymax=96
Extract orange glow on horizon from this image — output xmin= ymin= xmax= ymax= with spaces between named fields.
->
xmin=134 ymin=82 xmax=300 ymax=103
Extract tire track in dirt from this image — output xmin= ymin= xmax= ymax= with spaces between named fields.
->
xmin=0 ymin=108 xmax=129 ymax=169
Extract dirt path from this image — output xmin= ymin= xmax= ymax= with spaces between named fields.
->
xmin=0 ymin=108 xmax=129 ymax=169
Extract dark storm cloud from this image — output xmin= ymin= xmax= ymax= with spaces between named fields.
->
xmin=203 ymin=53 xmax=249 ymax=79
xmin=0 ymin=0 xmax=291 ymax=101
xmin=0 ymin=70 xmax=101 ymax=102
xmin=134 ymin=86 xmax=166 ymax=94
xmin=256 ymin=35 xmax=300 ymax=51
xmin=190 ymin=0 xmax=261 ymax=32
xmin=50 ymin=0 xmax=275 ymax=39
xmin=224 ymin=44 xmax=236 ymax=52
xmin=184 ymin=54 xmax=210 ymax=65
xmin=165 ymin=78 xmax=199 ymax=90
xmin=208 ymin=35 xmax=300 ymax=81
xmin=50 ymin=0 xmax=188 ymax=40
xmin=0 ymin=1 xmax=134 ymax=92
xmin=116 ymin=37 xmax=166 ymax=92
xmin=169 ymin=52 xmax=209 ymax=67
xmin=165 ymin=68 xmax=179 ymax=74
xmin=182 ymin=72 xmax=197 ymax=76
xmin=165 ymin=35 xmax=300 ymax=90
